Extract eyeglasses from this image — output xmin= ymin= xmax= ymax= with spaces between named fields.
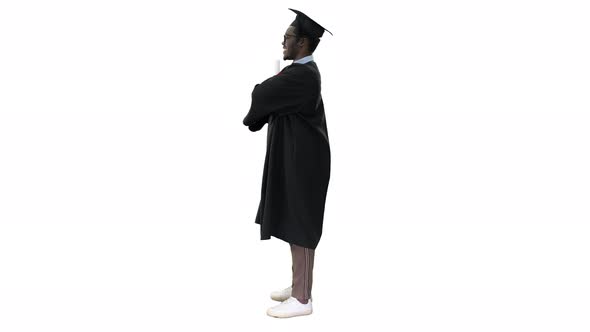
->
xmin=283 ymin=34 xmax=297 ymax=43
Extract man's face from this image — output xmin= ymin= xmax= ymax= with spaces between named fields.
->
xmin=282 ymin=26 xmax=299 ymax=60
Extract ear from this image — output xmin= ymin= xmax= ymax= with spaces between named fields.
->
xmin=296 ymin=37 xmax=307 ymax=48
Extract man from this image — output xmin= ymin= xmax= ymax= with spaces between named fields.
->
xmin=242 ymin=8 xmax=332 ymax=318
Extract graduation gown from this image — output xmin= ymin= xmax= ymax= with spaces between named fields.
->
xmin=243 ymin=61 xmax=330 ymax=249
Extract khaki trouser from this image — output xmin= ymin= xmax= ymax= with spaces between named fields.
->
xmin=290 ymin=243 xmax=315 ymax=301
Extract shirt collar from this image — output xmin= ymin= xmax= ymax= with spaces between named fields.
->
xmin=293 ymin=54 xmax=314 ymax=64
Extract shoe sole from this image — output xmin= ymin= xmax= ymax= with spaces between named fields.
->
xmin=267 ymin=310 xmax=313 ymax=318
xmin=270 ymin=295 xmax=291 ymax=302
xmin=270 ymin=296 xmax=313 ymax=302
xmin=270 ymin=293 xmax=313 ymax=302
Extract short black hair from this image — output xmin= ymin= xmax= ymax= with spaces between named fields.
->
xmin=293 ymin=28 xmax=321 ymax=53
xmin=308 ymin=37 xmax=320 ymax=53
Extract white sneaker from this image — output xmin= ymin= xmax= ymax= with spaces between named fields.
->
xmin=267 ymin=297 xmax=313 ymax=318
xmin=270 ymin=286 xmax=292 ymax=302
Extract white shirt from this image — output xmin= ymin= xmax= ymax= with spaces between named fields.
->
xmin=293 ymin=54 xmax=314 ymax=64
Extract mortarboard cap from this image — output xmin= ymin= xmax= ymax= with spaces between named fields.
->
xmin=288 ymin=8 xmax=332 ymax=39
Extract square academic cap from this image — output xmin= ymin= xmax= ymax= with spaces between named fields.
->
xmin=289 ymin=8 xmax=333 ymax=38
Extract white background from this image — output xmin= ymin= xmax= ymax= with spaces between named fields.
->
xmin=1 ymin=0 xmax=589 ymax=331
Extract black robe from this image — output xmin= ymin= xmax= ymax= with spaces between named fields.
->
xmin=243 ymin=61 xmax=331 ymax=249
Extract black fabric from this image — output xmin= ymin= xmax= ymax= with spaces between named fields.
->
xmin=243 ymin=61 xmax=331 ymax=249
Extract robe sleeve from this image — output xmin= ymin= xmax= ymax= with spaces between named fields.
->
xmin=243 ymin=67 xmax=316 ymax=128
xmin=248 ymin=119 xmax=267 ymax=132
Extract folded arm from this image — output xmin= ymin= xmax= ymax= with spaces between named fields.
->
xmin=243 ymin=68 xmax=315 ymax=129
